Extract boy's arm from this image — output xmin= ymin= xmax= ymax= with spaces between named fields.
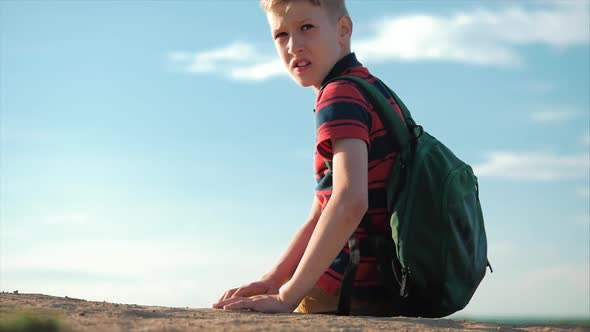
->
xmin=214 ymin=197 xmax=321 ymax=305
xmin=217 ymin=137 xmax=367 ymax=312
xmin=279 ymin=137 xmax=368 ymax=307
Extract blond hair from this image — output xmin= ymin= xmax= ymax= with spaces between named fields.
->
xmin=260 ymin=0 xmax=349 ymax=21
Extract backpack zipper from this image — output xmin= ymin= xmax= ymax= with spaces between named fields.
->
xmin=400 ymin=267 xmax=411 ymax=298
xmin=397 ymin=135 xmax=436 ymax=267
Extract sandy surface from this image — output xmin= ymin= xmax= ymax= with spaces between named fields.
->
xmin=1 ymin=292 xmax=588 ymax=332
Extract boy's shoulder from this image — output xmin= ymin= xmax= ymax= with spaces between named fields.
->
xmin=316 ymin=65 xmax=375 ymax=111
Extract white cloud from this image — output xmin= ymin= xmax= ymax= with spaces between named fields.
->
xmin=355 ymin=1 xmax=589 ymax=67
xmin=229 ymin=59 xmax=284 ymax=81
xmin=473 ymin=151 xmax=590 ymax=181
xmin=355 ymin=14 xmax=520 ymax=66
xmin=529 ymin=108 xmax=583 ymax=125
xmin=169 ymin=42 xmax=286 ymax=81
xmin=188 ymin=42 xmax=257 ymax=73
xmin=171 ymin=2 xmax=588 ymax=80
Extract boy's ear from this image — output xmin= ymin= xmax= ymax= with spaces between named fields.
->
xmin=338 ymin=15 xmax=353 ymax=46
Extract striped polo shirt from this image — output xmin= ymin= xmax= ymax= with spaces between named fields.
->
xmin=314 ymin=53 xmax=405 ymax=300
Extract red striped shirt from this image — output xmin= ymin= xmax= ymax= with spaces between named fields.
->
xmin=313 ymin=53 xmax=405 ymax=299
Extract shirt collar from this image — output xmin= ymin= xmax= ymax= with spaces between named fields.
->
xmin=320 ymin=52 xmax=362 ymax=87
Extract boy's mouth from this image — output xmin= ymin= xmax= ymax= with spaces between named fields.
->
xmin=292 ymin=58 xmax=311 ymax=71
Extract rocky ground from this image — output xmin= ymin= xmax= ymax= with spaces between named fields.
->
xmin=0 ymin=292 xmax=588 ymax=332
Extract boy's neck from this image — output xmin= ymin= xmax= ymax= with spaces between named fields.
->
xmin=313 ymin=52 xmax=359 ymax=94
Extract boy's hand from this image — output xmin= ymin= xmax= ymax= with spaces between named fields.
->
xmin=214 ymin=294 xmax=297 ymax=313
xmin=213 ymin=280 xmax=279 ymax=309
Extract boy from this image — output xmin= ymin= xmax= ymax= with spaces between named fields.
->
xmin=212 ymin=0 xmax=404 ymax=316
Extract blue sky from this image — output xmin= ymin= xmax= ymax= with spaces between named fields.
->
xmin=1 ymin=0 xmax=589 ymax=319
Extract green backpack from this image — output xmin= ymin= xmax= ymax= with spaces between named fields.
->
xmin=321 ymin=76 xmax=492 ymax=318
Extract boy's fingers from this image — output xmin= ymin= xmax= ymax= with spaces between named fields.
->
xmin=217 ymin=291 xmax=227 ymax=302
xmin=223 ymin=299 xmax=249 ymax=310
xmin=216 ymin=293 xmax=225 ymax=303
xmin=233 ymin=285 xmax=258 ymax=298
xmin=226 ymin=297 xmax=275 ymax=313
xmin=214 ymin=282 xmax=274 ymax=309
xmin=212 ymin=298 xmax=232 ymax=309
xmin=218 ymin=288 xmax=238 ymax=302
xmin=213 ymin=297 xmax=231 ymax=308
xmin=214 ymin=289 xmax=237 ymax=308
xmin=214 ymin=296 xmax=245 ymax=309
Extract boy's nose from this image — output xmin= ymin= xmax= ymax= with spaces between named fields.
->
xmin=287 ymin=35 xmax=304 ymax=55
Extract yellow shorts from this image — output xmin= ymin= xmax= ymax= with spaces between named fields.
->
xmin=294 ymin=285 xmax=394 ymax=317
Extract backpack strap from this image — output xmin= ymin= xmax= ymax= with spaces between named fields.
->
xmin=336 ymin=236 xmax=359 ymax=316
xmin=320 ymin=76 xmax=416 ymax=152
xmin=320 ymin=76 xmax=418 ymax=212
xmin=319 ymin=76 xmax=416 ymax=316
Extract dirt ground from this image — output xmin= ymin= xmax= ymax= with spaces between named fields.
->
xmin=0 ymin=292 xmax=588 ymax=332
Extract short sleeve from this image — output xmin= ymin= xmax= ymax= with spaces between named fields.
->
xmin=315 ymin=80 xmax=372 ymax=160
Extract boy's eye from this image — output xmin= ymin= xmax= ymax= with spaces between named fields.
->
xmin=274 ymin=32 xmax=288 ymax=39
xmin=301 ymin=24 xmax=314 ymax=31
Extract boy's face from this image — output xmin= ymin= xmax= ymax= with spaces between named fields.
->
xmin=266 ymin=2 xmax=350 ymax=91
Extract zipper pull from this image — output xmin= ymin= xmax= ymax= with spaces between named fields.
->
xmin=399 ymin=268 xmax=410 ymax=298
